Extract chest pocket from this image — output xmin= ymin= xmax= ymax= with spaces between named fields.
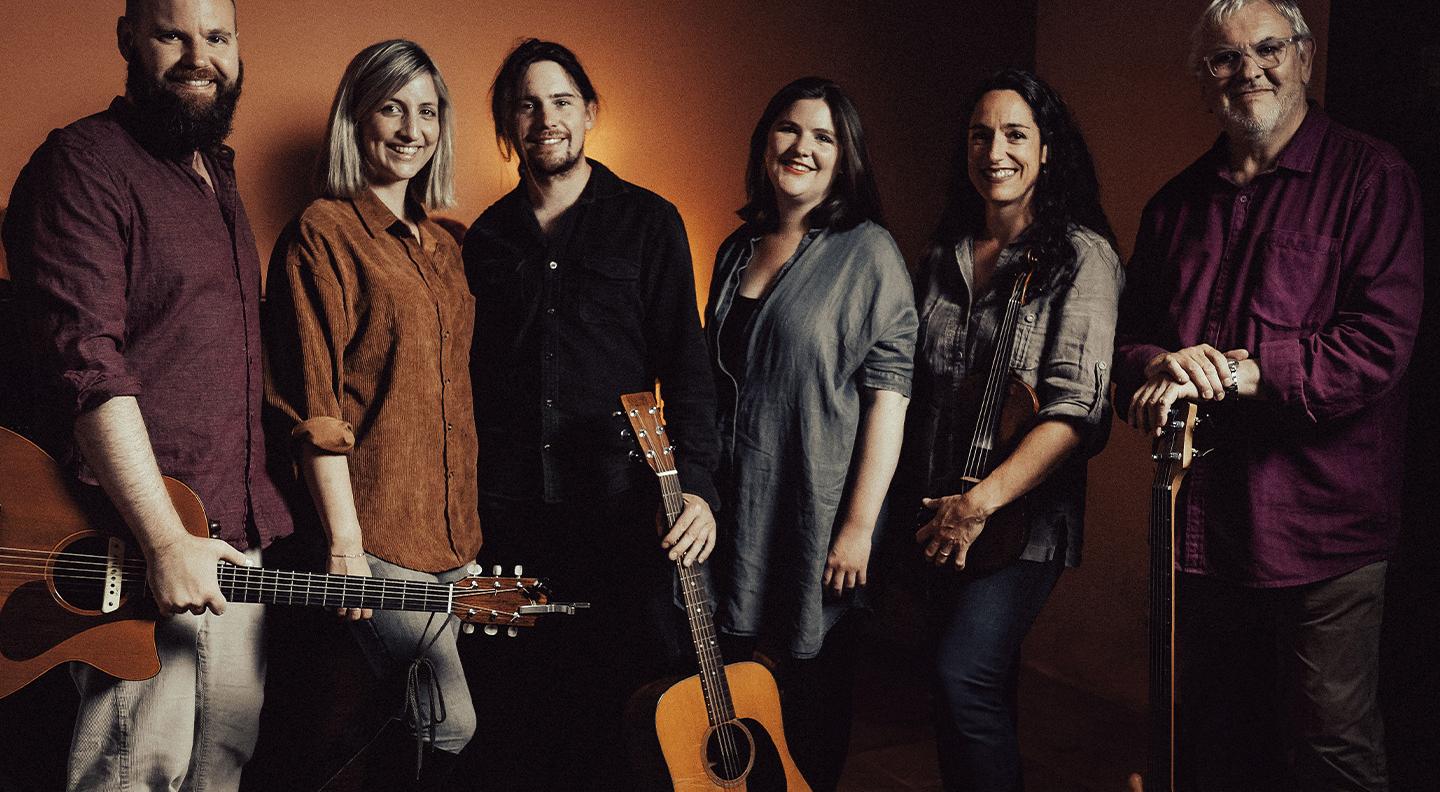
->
xmin=571 ymin=255 xmax=641 ymax=326
xmin=1249 ymin=230 xmax=1339 ymax=331
xmin=469 ymin=256 xmax=523 ymax=309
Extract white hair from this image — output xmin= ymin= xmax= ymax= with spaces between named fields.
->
xmin=1189 ymin=0 xmax=1314 ymax=74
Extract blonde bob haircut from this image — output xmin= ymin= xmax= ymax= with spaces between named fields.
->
xmin=320 ymin=39 xmax=456 ymax=209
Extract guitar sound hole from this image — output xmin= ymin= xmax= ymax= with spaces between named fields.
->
xmin=704 ymin=720 xmax=756 ymax=785
xmin=51 ymin=534 xmax=118 ymax=612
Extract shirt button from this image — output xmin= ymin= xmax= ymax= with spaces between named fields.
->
xmin=548 ymin=261 xmax=559 ymax=270
xmin=446 ymin=423 xmax=453 ymax=432
xmin=442 ymin=330 xmax=451 ymax=339
xmin=543 ymin=443 xmax=552 ymax=450
xmin=1239 ymin=195 xmax=1249 ymax=203
xmin=546 ymin=307 xmax=556 ymax=315
xmin=544 ymin=352 xmax=555 ymax=360
xmin=446 ymin=471 xmax=454 ymax=479
xmin=545 ymin=399 xmax=555 ymax=407
xmin=1025 ymin=314 xmax=1035 ymax=323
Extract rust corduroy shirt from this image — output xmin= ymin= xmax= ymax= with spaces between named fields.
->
xmin=264 ymin=189 xmax=481 ymax=572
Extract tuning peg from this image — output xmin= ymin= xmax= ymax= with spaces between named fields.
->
xmin=492 ymin=565 xmax=502 ymax=576
xmin=513 ymin=564 xmax=524 ymax=576
xmin=629 ymin=450 xmax=642 ymax=460
xmin=620 ymin=428 xmax=632 ymax=438
xmin=466 ymin=562 xmax=481 ymax=575
xmin=612 ymin=410 xmax=623 ymax=417
xmin=507 ymin=626 xmax=519 ymax=638
xmin=461 ymin=623 xmax=475 ymax=635
xmin=484 ymin=624 xmax=498 ymax=636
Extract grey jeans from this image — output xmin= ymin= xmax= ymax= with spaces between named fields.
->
xmin=350 ymin=554 xmax=477 ymax=754
xmin=67 ymin=548 xmax=266 ymax=792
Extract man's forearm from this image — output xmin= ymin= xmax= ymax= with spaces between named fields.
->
xmin=72 ymin=395 xmax=190 ymax=554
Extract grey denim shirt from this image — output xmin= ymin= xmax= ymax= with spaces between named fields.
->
xmin=707 ymin=220 xmax=918 ymax=658
xmin=908 ymin=226 xmax=1122 ymax=567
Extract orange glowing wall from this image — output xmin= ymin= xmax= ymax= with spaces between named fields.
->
xmin=0 ymin=1 xmax=1035 ymax=296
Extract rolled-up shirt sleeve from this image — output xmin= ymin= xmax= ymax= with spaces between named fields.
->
xmin=1037 ymin=234 xmax=1124 ymax=428
xmin=857 ymin=236 xmax=918 ymax=397
xmin=1256 ymin=158 xmax=1423 ymax=423
xmin=262 ymin=221 xmax=355 ymax=455
xmin=7 ymin=143 xmax=142 ymax=417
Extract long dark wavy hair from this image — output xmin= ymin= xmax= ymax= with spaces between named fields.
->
xmin=922 ymin=68 xmax=1115 ymax=292
xmin=737 ymin=77 xmax=884 ymax=233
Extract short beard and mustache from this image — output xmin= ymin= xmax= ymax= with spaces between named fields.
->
xmin=125 ymin=54 xmax=244 ymax=157
xmin=1218 ymin=79 xmax=1305 ymax=142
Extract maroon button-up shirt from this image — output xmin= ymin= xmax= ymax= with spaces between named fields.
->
xmin=2 ymin=97 xmax=293 ymax=550
xmin=1114 ymin=105 xmax=1424 ymax=587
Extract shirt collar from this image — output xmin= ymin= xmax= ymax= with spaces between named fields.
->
xmin=351 ymin=186 xmax=431 ymax=247
xmin=1207 ymin=100 xmax=1328 ymax=179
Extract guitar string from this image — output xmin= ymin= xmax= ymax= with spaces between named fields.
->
xmin=0 ymin=554 xmax=529 ymax=616
xmin=638 ymin=408 xmax=743 ymax=780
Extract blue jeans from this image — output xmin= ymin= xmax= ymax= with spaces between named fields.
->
xmin=351 ymin=555 xmax=477 ymax=755
xmin=931 ymin=558 xmax=1064 ymax=792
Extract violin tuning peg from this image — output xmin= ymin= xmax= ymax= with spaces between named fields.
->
xmin=492 ymin=565 xmax=502 ymax=576
xmin=461 ymin=623 xmax=475 ymax=635
xmin=506 ymin=626 xmax=518 ymax=638
xmin=513 ymin=564 xmax=523 ymax=577
xmin=484 ymin=624 xmax=499 ymax=636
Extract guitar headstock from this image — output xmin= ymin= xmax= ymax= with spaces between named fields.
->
xmin=1151 ymin=401 xmax=1205 ymax=489
xmin=619 ymin=392 xmax=675 ymax=477
xmin=451 ymin=565 xmax=587 ymax=637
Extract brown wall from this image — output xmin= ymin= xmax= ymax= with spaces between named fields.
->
xmin=1027 ymin=0 xmax=1328 ymax=711
xmin=0 ymin=0 xmax=1036 ymax=295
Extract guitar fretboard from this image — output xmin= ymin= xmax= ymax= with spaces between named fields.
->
xmin=216 ymin=566 xmax=452 ymax=613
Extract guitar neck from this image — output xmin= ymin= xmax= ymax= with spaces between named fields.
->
xmin=657 ymin=471 xmax=737 ymax=727
xmin=216 ymin=565 xmax=451 ymax=614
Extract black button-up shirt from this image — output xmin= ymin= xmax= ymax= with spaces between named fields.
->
xmin=463 ymin=160 xmax=719 ymax=507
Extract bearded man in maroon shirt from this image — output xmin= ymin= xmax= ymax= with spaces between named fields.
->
xmin=1113 ymin=1 xmax=1423 ymax=790
xmin=2 ymin=1 xmax=293 ymax=790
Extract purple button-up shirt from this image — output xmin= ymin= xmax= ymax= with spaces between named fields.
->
xmin=1114 ymin=105 xmax=1424 ymax=587
xmin=2 ymin=97 xmax=293 ymax=551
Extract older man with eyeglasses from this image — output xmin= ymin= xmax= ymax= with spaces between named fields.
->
xmin=1113 ymin=1 xmax=1423 ymax=790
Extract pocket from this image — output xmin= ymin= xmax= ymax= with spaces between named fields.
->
xmin=1249 ymin=230 xmax=1339 ymax=330
xmin=469 ymin=256 xmax=522 ymax=306
xmin=571 ymin=255 xmax=641 ymax=325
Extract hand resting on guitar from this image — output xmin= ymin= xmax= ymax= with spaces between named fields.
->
xmin=660 ymin=492 xmax=716 ymax=568
xmin=916 ymin=419 xmax=1082 ymax=571
xmin=74 ymin=395 xmax=251 ymax=617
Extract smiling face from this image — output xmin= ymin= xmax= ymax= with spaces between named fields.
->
xmin=1198 ymin=1 xmax=1312 ymax=143
xmin=511 ymin=59 xmax=595 ymax=178
xmin=360 ymin=72 xmax=440 ymax=191
xmin=764 ymin=98 xmax=839 ymax=214
xmin=966 ymin=89 xmax=1047 ymax=218
xmin=120 ymin=0 xmax=239 ymax=113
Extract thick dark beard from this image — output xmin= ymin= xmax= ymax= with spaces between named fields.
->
xmin=125 ymin=56 xmax=244 ymax=157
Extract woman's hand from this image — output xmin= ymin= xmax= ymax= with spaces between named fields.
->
xmin=824 ymin=523 xmax=872 ymax=597
xmin=915 ymin=490 xmax=993 ymax=571
xmin=328 ymin=551 xmax=373 ymax=621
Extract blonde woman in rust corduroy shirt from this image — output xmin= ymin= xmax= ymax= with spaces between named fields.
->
xmin=262 ymin=40 xmax=479 ymax=789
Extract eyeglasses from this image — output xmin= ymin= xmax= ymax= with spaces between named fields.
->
xmin=1202 ymin=35 xmax=1308 ymax=78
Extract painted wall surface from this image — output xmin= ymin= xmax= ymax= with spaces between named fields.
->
xmin=0 ymin=0 xmax=1036 ymax=297
xmin=1029 ymin=0 xmax=1328 ymax=711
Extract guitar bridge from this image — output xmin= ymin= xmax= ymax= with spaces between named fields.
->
xmin=102 ymin=536 xmax=125 ymax=613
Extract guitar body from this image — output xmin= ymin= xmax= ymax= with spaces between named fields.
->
xmin=931 ymin=369 xmax=1039 ymax=577
xmin=0 ymin=426 xmax=211 ymax=698
xmin=654 ymin=661 xmax=811 ymax=792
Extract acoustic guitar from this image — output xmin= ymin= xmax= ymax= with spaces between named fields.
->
xmin=621 ymin=392 xmax=811 ymax=791
xmin=1128 ymin=401 xmax=1205 ymax=792
xmin=919 ymin=264 xmax=1040 ymax=576
xmin=0 ymin=425 xmax=580 ymax=701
